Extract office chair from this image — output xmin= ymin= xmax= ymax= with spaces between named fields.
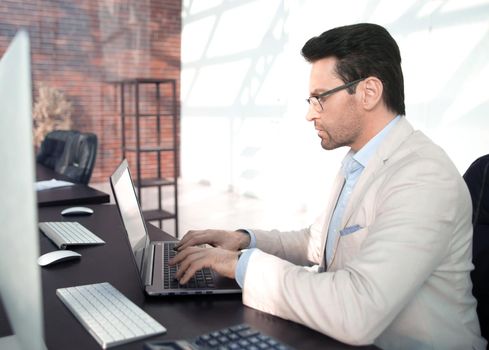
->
xmin=37 ymin=130 xmax=98 ymax=184
xmin=59 ymin=132 xmax=98 ymax=185
xmin=36 ymin=130 xmax=76 ymax=170
xmin=463 ymin=154 xmax=489 ymax=341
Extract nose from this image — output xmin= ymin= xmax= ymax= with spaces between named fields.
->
xmin=305 ymin=108 xmax=320 ymax=122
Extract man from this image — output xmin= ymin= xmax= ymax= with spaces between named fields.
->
xmin=170 ymin=23 xmax=486 ymax=349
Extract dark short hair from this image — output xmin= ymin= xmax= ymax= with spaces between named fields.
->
xmin=301 ymin=23 xmax=405 ymax=116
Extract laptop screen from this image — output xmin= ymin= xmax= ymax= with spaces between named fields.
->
xmin=110 ymin=159 xmax=149 ymax=273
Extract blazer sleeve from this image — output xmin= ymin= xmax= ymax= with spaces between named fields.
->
xmin=251 ymin=209 xmax=328 ymax=266
xmin=241 ymin=156 xmax=471 ymax=346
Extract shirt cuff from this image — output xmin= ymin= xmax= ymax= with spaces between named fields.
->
xmin=236 ymin=228 xmax=257 ymax=248
xmin=235 ymin=248 xmax=256 ymax=288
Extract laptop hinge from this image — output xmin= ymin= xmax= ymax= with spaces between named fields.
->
xmin=142 ymin=244 xmax=155 ymax=286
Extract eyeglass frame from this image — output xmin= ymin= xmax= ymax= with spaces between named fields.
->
xmin=306 ymin=78 xmax=366 ymax=112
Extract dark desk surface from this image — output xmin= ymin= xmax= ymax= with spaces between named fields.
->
xmin=36 ymin=163 xmax=110 ymax=207
xmin=37 ymin=204 xmax=377 ymax=350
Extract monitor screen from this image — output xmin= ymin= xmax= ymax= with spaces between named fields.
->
xmin=0 ymin=30 xmax=46 ymax=350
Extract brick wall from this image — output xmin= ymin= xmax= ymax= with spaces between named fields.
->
xmin=0 ymin=0 xmax=181 ymax=183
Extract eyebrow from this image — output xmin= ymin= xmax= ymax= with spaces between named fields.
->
xmin=309 ymin=88 xmax=328 ymax=96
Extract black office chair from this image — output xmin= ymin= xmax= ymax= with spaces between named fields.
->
xmin=37 ymin=130 xmax=98 ymax=185
xmin=463 ymin=154 xmax=489 ymax=341
xmin=36 ymin=130 xmax=77 ymax=171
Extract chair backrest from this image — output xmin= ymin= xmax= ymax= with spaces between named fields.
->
xmin=463 ymin=154 xmax=489 ymax=340
xmin=36 ymin=130 xmax=77 ymax=170
xmin=58 ymin=132 xmax=97 ymax=185
xmin=37 ymin=130 xmax=98 ymax=184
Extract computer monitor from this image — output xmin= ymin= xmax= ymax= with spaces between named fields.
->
xmin=0 ymin=30 xmax=47 ymax=350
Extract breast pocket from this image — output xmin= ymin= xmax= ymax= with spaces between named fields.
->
xmin=332 ymin=226 xmax=369 ymax=269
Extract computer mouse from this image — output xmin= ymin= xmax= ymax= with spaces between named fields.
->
xmin=61 ymin=206 xmax=94 ymax=216
xmin=37 ymin=250 xmax=81 ymax=267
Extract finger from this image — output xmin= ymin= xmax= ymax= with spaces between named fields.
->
xmin=175 ymin=230 xmax=203 ymax=249
xmin=179 ymin=258 xmax=211 ymax=285
xmin=175 ymin=230 xmax=200 ymax=248
xmin=175 ymin=250 xmax=208 ymax=281
xmin=177 ymin=232 xmax=212 ymax=251
xmin=169 ymin=246 xmax=200 ymax=265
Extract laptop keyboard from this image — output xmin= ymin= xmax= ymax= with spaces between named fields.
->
xmin=163 ymin=242 xmax=215 ymax=289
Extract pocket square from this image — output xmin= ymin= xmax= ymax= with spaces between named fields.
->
xmin=340 ymin=224 xmax=362 ymax=236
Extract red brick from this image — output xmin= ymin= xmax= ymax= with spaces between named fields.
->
xmin=0 ymin=0 xmax=181 ymax=183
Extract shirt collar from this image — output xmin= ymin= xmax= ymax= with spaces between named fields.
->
xmin=343 ymin=115 xmax=401 ymax=170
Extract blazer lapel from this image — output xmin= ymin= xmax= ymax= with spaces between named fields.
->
xmin=327 ymin=118 xmax=416 ymax=267
xmin=319 ymin=170 xmax=345 ymax=272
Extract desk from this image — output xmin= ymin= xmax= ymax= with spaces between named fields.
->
xmin=36 ymin=163 xmax=110 ymax=207
xmin=37 ymin=204 xmax=377 ymax=350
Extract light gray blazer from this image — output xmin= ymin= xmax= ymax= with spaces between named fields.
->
xmin=243 ymin=118 xmax=487 ymax=349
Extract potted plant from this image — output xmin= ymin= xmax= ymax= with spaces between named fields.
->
xmin=33 ymin=84 xmax=73 ymax=148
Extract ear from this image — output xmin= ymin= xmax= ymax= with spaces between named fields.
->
xmin=360 ymin=77 xmax=383 ymax=111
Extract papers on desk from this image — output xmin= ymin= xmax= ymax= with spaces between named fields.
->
xmin=35 ymin=178 xmax=74 ymax=191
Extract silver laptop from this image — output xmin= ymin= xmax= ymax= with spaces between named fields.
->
xmin=110 ymin=159 xmax=242 ymax=296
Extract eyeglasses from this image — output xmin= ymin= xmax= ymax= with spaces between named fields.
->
xmin=306 ymin=78 xmax=365 ymax=112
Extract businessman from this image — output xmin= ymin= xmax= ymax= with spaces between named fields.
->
xmin=170 ymin=23 xmax=486 ymax=349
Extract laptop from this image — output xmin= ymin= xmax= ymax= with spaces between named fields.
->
xmin=110 ymin=159 xmax=242 ymax=296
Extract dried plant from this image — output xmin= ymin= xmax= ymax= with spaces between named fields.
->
xmin=33 ymin=84 xmax=73 ymax=147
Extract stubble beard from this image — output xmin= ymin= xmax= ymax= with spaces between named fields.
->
xmin=319 ymin=107 xmax=362 ymax=151
xmin=320 ymin=129 xmax=354 ymax=150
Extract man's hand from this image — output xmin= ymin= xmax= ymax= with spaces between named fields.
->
xmin=175 ymin=229 xmax=250 ymax=252
xmin=169 ymin=246 xmax=239 ymax=284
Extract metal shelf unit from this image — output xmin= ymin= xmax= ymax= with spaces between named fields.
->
xmin=113 ymin=78 xmax=179 ymax=237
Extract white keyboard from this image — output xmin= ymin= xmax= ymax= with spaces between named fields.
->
xmin=39 ymin=221 xmax=105 ymax=249
xmin=57 ymin=282 xmax=166 ymax=349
